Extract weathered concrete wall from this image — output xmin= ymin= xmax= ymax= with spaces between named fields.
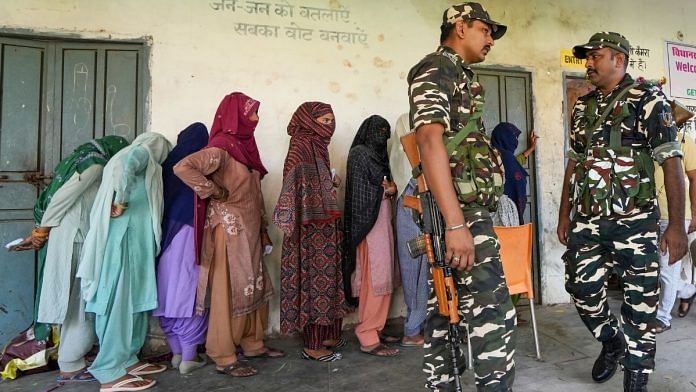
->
xmin=2 ymin=0 xmax=695 ymax=333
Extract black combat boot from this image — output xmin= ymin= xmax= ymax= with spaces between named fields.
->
xmin=591 ymin=333 xmax=625 ymax=383
xmin=623 ymin=370 xmax=649 ymax=392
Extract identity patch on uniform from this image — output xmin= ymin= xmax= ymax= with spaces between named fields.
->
xmin=659 ymin=109 xmax=674 ymax=127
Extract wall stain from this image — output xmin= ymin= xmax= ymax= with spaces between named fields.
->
xmin=399 ymin=71 xmax=406 ymax=80
xmin=377 ymin=33 xmax=385 ymax=42
xmin=373 ymin=56 xmax=393 ymax=69
xmin=329 ymin=81 xmax=341 ymax=93
xmin=329 ymin=0 xmax=343 ymax=11
xmin=343 ymin=59 xmax=353 ymax=68
xmin=345 ymin=92 xmax=358 ymax=102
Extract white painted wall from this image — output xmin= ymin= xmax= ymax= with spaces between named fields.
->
xmin=2 ymin=0 xmax=695 ymax=332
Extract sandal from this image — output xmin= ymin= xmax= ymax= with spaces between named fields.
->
xmin=653 ymin=319 xmax=671 ymax=334
xmin=57 ymin=368 xmax=96 ymax=383
xmin=99 ymin=375 xmax=156 ymax=392
xmin=301 ymin=350 xmax=342 ymax=362
xmin=128 ymin=362 xmax=167 ymax=376
xmin=324 ymin=337 xmax=347 ymax=350
xmin=678 ymin=293 xmax=696 ymax=317
xmin=360 ymin=343 xmax=399 ymax=357
xmin=400 ymin=336 xmax=424 ymax=347
xmin=215 ymin=362 xmax=258 ymax=377
xmin=378 ymin=333 xmax=401 ymax=344
xmin=243 ymin=347 xmax=285 ymax=359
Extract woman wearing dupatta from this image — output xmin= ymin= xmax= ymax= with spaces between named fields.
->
xmin=490 ymin=122 xmax=537 ymax=224
xmin=152 ymin=123 xmax=209 ymax=375
xmin=273 ymin=102 xmax=347 ymax=362
xmin=10 ymin=136 xmax=128 ymax=382
xmin=174 ymin=92 xmax=282 ymax=378
xmin=77 ymin=132 xmax=172 ymax=391
xmin=344 ymin=115 xmax=400 ymax=358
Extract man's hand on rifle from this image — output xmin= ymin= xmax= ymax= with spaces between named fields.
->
xmin=445 ymin=225 xmax=475 ymax=271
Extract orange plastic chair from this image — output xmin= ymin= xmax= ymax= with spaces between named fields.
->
xmin=464 ymin=223 xmax=541 ymax=369
xmin=495 ymin=223 xmax=541 ymax=360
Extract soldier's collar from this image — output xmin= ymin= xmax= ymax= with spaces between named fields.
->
xmin=597 ymin=74 xmax=634 ymax=100
xmin=437 ymin=45 xmax=470 ymax=71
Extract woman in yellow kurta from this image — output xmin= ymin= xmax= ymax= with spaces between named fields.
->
xmin=174 ymin=92 xmax=282 ymax=378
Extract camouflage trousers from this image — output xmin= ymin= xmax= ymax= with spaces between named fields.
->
xmin=423 ymin=208 xmax=516 ymax=392
xmin=563 ymin=206 xmax=660 ymax=373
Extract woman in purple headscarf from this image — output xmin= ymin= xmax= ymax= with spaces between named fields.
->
xmin=490 ymin=123 xmax=537 ymax=224
xmin=153 ymin=122 xmax=209 ymax=375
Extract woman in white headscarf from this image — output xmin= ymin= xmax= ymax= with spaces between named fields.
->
xmin=78 ymin=132 xmax=172 ymax=392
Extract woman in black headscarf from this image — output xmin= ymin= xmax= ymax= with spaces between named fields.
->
xmin=344 ymin=115 xmax=400 ymax=357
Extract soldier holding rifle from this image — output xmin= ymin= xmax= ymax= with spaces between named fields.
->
xmin=407 ymin=3 xmax=516 ymax=391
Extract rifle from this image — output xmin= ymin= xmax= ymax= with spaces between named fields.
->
xmin=400 ymin=132 xmax=463 ymax=392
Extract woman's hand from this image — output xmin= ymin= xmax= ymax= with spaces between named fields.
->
xmin=382 ymin=178 xmax=397 ymax=198
xmin=332 ymin=173 xmax=342 ymax=188
xmin=261 ymin=230 xmax=273 ymax=255
xmin=111 ymin=203 xmax=126 ymax=218
xmin=211 ymin=186 xmax=229 ymax=201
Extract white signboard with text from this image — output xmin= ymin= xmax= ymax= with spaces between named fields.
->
xmin=665 ymin=41 xmax=696 ymax=100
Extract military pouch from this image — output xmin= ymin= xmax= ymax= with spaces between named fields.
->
xmin=574 ymin=147 xmax=651 ymax=216
xmin=449 ymin=135 xmax=504 ymax=210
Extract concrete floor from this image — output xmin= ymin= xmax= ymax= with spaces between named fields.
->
xmin=3 ymin=296 xmax=696 ymax=392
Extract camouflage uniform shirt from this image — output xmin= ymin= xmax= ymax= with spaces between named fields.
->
xmin=568 ymin=74 xmax=683 ymax=215
xmin=408 ymin=45 xmax=503 ymax=209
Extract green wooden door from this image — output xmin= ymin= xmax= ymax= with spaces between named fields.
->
xmin=0 ymin=36 xmax=147 ymax=346
xmin=474 ymin=68 xmax=541 ymax=301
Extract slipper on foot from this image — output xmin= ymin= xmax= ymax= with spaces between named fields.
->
xmin=301 ymin=350 xmax=342 ymax=362
xmin=216 ymin=362 xmax=258 ymax=377
xmin=243 ymin=347 xmax=285 ymax=359
xmin=361 ymin=344 xmax=399 ymax=357
xmin=378 ymin=334 xmax=401 ymax=344
xmin=99 ymin=376 xmax=156 ymax=392
xmin=400 ymin=338 xmax=424 ymax=347
xmin=171 ymin=354 xmax=182 ymax=369
xmin=128 ymin=363 xmax=167 ymax=376
xmin=179 ymin=358 xmax=207 ymax=374
xmin=324 ymin=337 xmax=347 ymax=350
xmin=653 ymin=320 xmax=671 ymax=334
xmin=57 ymin=368 xmax=96 ymax=383
xmin=678 ymin=293 xmax=696 ymax=318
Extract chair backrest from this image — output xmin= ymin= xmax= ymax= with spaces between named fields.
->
xmin=494 ymin=224 xmax=534 ymax=299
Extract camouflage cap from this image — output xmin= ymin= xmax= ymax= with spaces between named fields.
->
xmin=442 ymin=2 xmax=507 ymax=40
xmin=573 ymin=32 xmax=630 ymax=59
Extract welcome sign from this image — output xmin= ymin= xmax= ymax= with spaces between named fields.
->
xmin=666 ymin=41 xmax=696 ymax=99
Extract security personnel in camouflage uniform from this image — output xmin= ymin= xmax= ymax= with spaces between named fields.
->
xmin=408 ymin=3 xmax=516 ymax=391
xmin=557 ymin=32 xmax=688 ymax=391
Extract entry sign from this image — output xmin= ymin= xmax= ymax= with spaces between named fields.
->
xmin=560 ymin=49 xmax=585 ymax=70
xmin=666 ymin=41 xmax=696 ymax=99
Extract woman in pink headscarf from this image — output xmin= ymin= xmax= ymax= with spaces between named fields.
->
xmin=175 ymin=92 xmax=283 ymax=378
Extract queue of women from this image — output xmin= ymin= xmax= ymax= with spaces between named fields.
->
xmin=11 ymin=91 xmax=535 ymax=392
